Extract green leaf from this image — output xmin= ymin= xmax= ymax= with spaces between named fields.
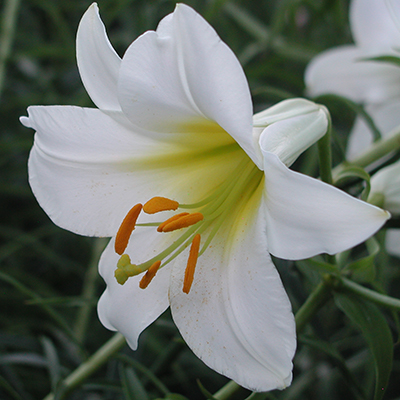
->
xmin=344 ymin=237 xmax=380 ymax=283
xmin=314 ymin=94 xmax=382 ymax=142
xmin=197 ymin=379 xmax=218 ymax=400
xmin=41 ymin=336 xmax=61 ymax=393
xmin=119 ymin=364 xmax=149 ymax=400
xmin=362 ymin=55 xmax=400 ymax=68
xmin=300 ymin=335 xmax=366 ymax=400
xmin=334 ymin=293 xmax=393 ymax=400
xmin=333 ymin=164 xmax=371 ymax=201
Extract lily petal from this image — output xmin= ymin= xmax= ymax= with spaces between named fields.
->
xmin=23 ymin=105 xmax=244 ymax=237
xmin=370 ymin=160 xmax=400 ymax=215
xmin=98 ymin=234 xmax=171 ymax=349
xmin=386 ymin=229 xmax=400 ymax=258
xmin=261 ymin=151 xmax=389 ymax=260
xmin=304 ymin=45 xmax=400 ymax=103
xmin=258 ymin=102 xmax=328 ymax=167
xmin=347 ymin=101 xmax=400 ymax=160
xmin=350 ymin=0 xmax=400 ymax=51
xmin=117 ymin=4 xmax=258 ymax=166
xmin=76 ymin=3 xmax=121 ymax=110
xmin=169 ymin=186 xmax=295 ymax=391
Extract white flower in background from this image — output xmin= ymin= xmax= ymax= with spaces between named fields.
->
xmin=21 ymin=3 xmax=389 ymax=392
xmin=369 ymin=161 xmax=400 ymax=257
xmin=305 ymin=0 xmax=400 ymax=160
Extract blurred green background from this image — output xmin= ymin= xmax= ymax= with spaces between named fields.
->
xmin=1 ymin=0 xmax=399 ymax=399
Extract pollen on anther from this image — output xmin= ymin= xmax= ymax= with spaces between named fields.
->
xmin=139 ymin=260 xmax=162 ymax=289
xmin=115 ymin=204 xmax=142 ymax=255
xmin=157 ymin=212 xmax=189 ymax=232
xmin=161 ymin=213 xmax=204 ymax=233
xmin=143 ymin=196 xmax=179 ymax=214
xmin=183 ymin=234 xmax=201 ymax=294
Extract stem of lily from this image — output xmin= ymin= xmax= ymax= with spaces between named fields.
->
xmin=333 ymin=123 xmax=400 ymax=177
xmin=0 ymin=0 xmax=21 ymax=100
xmin=295 ymin=275 xmax=334 ymax=333
xmin=317 ymin=115 xmax=333 ymax=185
xmin=42 ymin=333 xmax=126 ymax=400
xmin=74 ymin=238 xmax=108 ymax=343
xmin=213 ymin=380 xmax=241 ymax=400
xmin=339 ymin=277 xmax=400 ymax=310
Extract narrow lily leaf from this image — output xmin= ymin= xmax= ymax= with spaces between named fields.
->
xmin=0 ymin=375 xmax=23 ymax=400
xmin=334 ymin=293 xmax=393 ymax=400
xmin=196 ymin=380 xmax=217 ymax=400
xmin=362 ymin=55 xmax=400 ymax=68
xmin=300 ymin=335 xmax=366 ymax=400
xmin=162 ymin=394 xmax=190 ymax=400
xmin=344 ymin=237 xmax=380 ymax=283
xmin=119 ymin=364 xmax=149 ymax=400
xmin=41 ymin=336 xmax=61 ymax=393
xmin=314 ymin=94 xmax=382 ymax=142
xmin=333 ymin=164 xmax=371 ymax=201
xmin=296 ymin=257 xmax=338 ymax=274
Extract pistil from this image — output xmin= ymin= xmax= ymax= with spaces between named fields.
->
xmin=113 ymin=157 xmax=264 ymax=292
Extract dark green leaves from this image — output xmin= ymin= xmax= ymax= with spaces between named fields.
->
xmin=334 ymin=293 xmax=393 ymax=400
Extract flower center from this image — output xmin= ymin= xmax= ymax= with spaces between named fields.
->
xmin=113 ymin=157 xmax=263 ymax=293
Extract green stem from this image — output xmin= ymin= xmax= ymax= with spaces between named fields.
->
xmin=295 ymin=277 xmax=334 ymax=333
xmin=317 ymin=116 xmax=333 ymax=185
xmin=339 ymin=277 xmax=400 ymax=310
xmin=74 ymin=238 xmax=108 ymax=343
xmin=213 ymin=380 xmax=241 ymax=400
xmin=333 ymin=124 xmax=400 ymax=177
xmin=0 ymin=0 xmax=21 ymax=100
xmin=43 ymin=333 xmax=126 ymax=400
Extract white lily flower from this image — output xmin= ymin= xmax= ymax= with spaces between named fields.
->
xmin=304 ymin=0 xmax=400 ymax=159
xmin=21 ymin=3 xmax=389 ymax=392
xmin=369 ymin=161 xmax=400 ymax=257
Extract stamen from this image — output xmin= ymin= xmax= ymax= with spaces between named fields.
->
xmin=161 ymin=212 xmax=204 ymax=233
xmin=183 ymin=234 xmax=201 ymax=294
xmin=139 ymin=260 xmax=161 ymax=289
xmin=115 ymin=204 xmax=143 ymax=255
xmin=143 ymin=197 xmax=179 ymax=214
xmin=157 ymin=212 xmax=189 ymax=232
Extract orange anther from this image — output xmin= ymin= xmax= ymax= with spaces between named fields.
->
xmin=161 ymin=213 xmax=204 ymax=233
xmin=143 ymin=197 xmax=179 ymax=214
xmin=157 ymin=212 xmax=189 ymax=232
xmin=183 ymin=234 xmax=201 ymax=294
xmin=139 ymin=260 xmax=161 ymax=289
xmin=115 ymin=204 xmax=143 ymax=255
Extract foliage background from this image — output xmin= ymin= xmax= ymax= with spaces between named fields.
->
xmin=1 ymin=0 xmax=400 ymax=399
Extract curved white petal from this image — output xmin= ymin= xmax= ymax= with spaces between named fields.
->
xmin=169 ymin=186 xmax=295 ymax=392
xmin=347 ymin=100 xmax=400 ymax=160
xmin=117 ymin=4 xmax=259 ymax=167
xmin=98 ymin=233 xmax=171 ymax=349
xmin=304 ymin=45 xmax=400 ymax=103
xmin=386 ymin=229 xmax=400 ymax=258
xmin=350 ymin=0 xmax=400 ymax=51
xmin=77 ymin=3 xmax=121 ymax=110
xmin=370 ymin=160 xmax=400 ymax=214
xmin=261 ymin=151 xmax=389 ymax=260
xmin=258 ymin=105 xmax=328 ymax=167
xmin=24 ymin=105 xmax=245 ymax=237
xmin=386 ymin=0 xmax=400 ymax=32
